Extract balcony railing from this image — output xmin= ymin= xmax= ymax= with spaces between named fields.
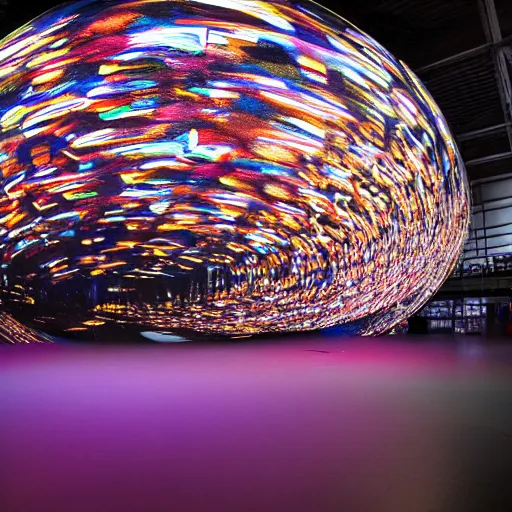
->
xmin=449 ymin=253 xmax=512 ymax=279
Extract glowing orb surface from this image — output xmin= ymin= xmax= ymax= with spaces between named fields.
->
xmin=0 ymin=0 xmax=469 ymax=340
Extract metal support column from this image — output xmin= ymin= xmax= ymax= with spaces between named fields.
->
xmin=479 ymin=0 xmax=512 ymax=153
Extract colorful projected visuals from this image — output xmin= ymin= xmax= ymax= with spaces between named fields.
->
xmin=0 ymin=0 xmax=469 ymax=341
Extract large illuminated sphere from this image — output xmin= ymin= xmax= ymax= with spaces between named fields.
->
xmin=0 ymin=0 xmax=469 ymax=341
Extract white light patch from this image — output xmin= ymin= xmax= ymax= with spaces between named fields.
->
xmin=130 ymin=27 xmax=208 ymax=52
xmin=188 ymin=129 xmax=199 ymax=151
xmin=149 ymin=200 xmax=170 ymax=215
xmin=141 ymin=332 xmax=188 ymax=343
xmin=192 ymin=0 xmax=295 ymax=32
xmin=207 ymin=31 xmax=228 ymax=45
xmin=281 ymin=117 xmax=326 ymax=139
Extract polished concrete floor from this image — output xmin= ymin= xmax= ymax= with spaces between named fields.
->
xmin=1 ymin=336 xmax=512 ymax=512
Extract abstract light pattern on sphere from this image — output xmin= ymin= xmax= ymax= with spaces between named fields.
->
xmin=0 ymin=0 xmax=469 ymax=341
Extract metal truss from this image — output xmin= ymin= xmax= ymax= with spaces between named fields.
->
xmin=478 ymin=0 xmax=512 ymax=158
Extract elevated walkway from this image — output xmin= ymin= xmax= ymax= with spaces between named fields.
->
xmin=435 ymin=271 xmax=512 ymax=299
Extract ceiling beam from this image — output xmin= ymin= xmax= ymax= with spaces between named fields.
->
xmin=415 ymin=34 xmax=512 ymax=74
xmin=458 ymin=123 xmax=510 ymax=141
xmin=416 ymin=43 xmax=490 ymax=73
xmin=465 ymin=151 xmax=512 ymax=166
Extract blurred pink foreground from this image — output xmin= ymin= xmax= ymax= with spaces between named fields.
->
xmin=2 ymin=337 xmax=512 ymax=512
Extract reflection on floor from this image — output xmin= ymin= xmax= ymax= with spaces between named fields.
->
xmin=1 ymin=336 xmax=512 ymax=512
